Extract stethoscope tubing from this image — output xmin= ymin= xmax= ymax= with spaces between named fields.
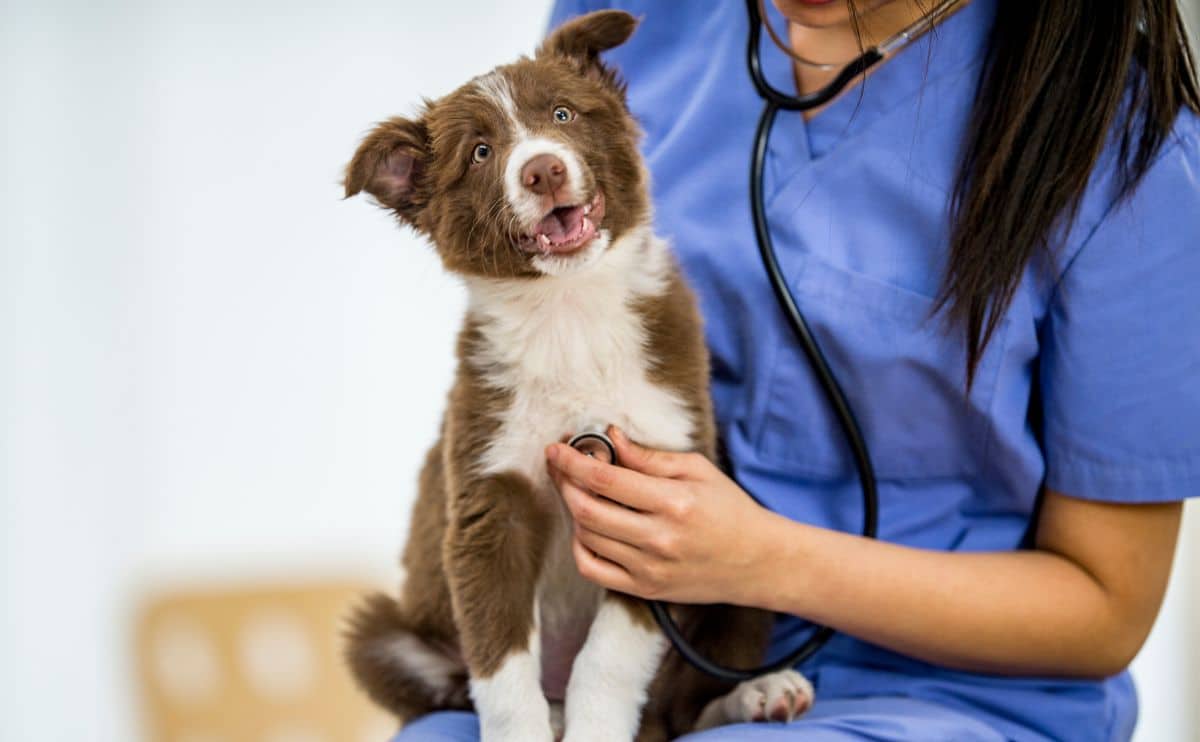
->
xmin=746 ymin=7 xmax=883 ymax=110
xmin=644 ymin=0 xmax=885 ymax=684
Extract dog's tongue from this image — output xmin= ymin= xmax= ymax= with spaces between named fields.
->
xmin=535 ymin=205 xmax=586 ymax=246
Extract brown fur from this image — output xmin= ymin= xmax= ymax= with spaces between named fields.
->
xmin=342 ymin=10 xmax=773 ymax=739
xmin=634 ymin=270 xmax=720 ymax=463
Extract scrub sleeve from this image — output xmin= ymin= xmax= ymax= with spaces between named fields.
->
xmin=1039 ymin=131 xmax=1200 ymax=503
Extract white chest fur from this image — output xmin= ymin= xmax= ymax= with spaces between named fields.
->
xmin=467 ymin=227 xmax=696 ymax=488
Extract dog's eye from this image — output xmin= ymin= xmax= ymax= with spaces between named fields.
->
xmin=472 ymin=143 xmax=491 ymax=164
xmin=553 ymin=106 xmax=575 ymax=123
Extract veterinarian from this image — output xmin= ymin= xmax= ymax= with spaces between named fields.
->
xmin=398 ymin=0 xmax=1200 ymax=740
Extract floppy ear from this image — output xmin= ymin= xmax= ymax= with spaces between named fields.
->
xmin=343 ymin=116 xmax=429 ymax=223
xmin=537 ymin=10 xmax=638 ymax=84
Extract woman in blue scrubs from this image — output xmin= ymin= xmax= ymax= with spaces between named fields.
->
xmin=401 ymin=1 xmax=1200 ymax=740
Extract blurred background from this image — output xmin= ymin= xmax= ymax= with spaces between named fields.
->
xmin=3 ymin=1 xmax=1198 ymax=740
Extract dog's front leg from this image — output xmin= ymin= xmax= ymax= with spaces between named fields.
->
xmin=563 ymin=593 xmax=669 ymax=742
xmin=446 ymin=472 xmax=554 ymax=742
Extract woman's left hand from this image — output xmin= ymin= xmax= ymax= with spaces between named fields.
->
xmin=545 ymin=425 xmax=776 ymax=605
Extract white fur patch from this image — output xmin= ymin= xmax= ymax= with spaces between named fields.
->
xmin=503 ymin=135 xmax=588 ymax=226
xmin=469 ymin=628 xmax=554 ymax=742
xmin=561 ymin=598 xmax=669 ymax=741
xmin=474 ymin=72 xmax=527 ymax=138
xmin=466 ymin=225 xmax=694 ymax=488
xmin=375 ymin=634 xmax=460 ymax=701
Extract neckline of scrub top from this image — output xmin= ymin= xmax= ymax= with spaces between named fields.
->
xmin=757 ymin=0 xmax=996 ymax=179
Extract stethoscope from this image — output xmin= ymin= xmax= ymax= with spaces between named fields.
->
xmin=571 ymin=0 xmax=965 ymax=683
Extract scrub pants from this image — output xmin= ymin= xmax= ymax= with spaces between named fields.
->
xmin=392 ymin=697 xmax=1008 ymax=741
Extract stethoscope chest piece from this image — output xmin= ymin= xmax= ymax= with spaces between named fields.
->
xmin=567 ymin=431 xmax=617 ymax=465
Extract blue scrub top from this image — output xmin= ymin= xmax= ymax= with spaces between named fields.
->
xmin=544 ymin=1 xmax=1200 ymax=740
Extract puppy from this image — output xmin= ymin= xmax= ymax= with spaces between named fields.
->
xmin=342 ymin=11 xmax=812 ymax=741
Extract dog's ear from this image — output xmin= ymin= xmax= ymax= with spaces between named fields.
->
xmin=537 ymin=10 xmax=638 ymax=85
xmin=344 ymin=116 xmax=430 ymax=224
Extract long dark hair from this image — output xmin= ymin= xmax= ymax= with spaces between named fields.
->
xmin=854 ymin=2 xmax=1200 ymax=382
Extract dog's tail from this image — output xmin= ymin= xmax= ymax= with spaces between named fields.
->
xmin=343 ymin=592 xmax=471 ymax=720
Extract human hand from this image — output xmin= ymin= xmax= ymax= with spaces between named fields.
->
xmin=544 ymin=426 xmax=775 ymax=605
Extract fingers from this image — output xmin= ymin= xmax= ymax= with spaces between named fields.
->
xmin=557 ymin=475 xmax=656 ymax=546
xmin=571 ymin=532 xmax=638 ymax=594
xmin=607 ymin=426 xmax=698 ymax=479
xmin=546 ymin=441 xmax=675 ymax=513
xmin=574 ymin=523 xmax=645 ymax=571
xmin=573 ymin=526 xmax=671 ymax=600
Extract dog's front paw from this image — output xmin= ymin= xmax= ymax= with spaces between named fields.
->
xmin=694 ymin=669 xmax=814 ymax=730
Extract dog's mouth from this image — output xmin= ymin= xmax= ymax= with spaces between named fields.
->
xmin=518 ymin=191 xmax=606 ymax=256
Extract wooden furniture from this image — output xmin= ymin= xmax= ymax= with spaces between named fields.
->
xmin=135 ymin=580 xmax=394 ymax=742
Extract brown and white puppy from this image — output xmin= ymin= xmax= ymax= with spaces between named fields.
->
xmin=342 ymin=11 xmax=812 ymax=742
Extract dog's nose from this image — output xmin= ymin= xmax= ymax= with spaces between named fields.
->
xmin=521 ymin=154 xmax=566 ymax=195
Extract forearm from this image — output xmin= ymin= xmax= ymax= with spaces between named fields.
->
xmin=746 ymin=510 xmax=1136 ymax=678
xmin=547 ymin=433 xmax=1179 ymax=678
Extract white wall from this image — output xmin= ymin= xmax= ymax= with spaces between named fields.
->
xmin=2 ymin=2 xmax=1197 ymax=741
xmin=1132 ymin=505 xmax=1200 ymax=741
xmin=2 ymin=2 xmax=551 ymax=740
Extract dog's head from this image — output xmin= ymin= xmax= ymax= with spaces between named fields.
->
xmin=345 ymin=10 xmax=645 ymax=278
